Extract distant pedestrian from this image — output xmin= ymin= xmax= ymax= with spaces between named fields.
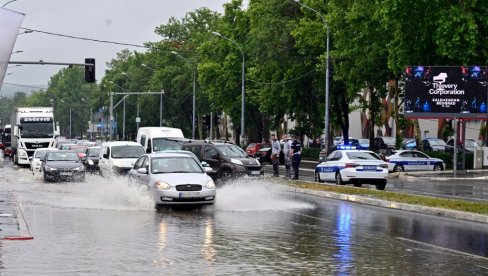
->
xmin=290 ymin=135 xmax=302 ymax=180
xmin=271 ymin=134 xmax=281 ymax=177
xmin=282 ymin=134 xmax=293 ymax=178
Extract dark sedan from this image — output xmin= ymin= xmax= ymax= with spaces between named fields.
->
xmin=254 ymin=146 xmax=285 ymax=165
xmin=82 ymin=146 xmax=101 ymax=174
xmin=41 ymin=150 xmax=86 ymax=182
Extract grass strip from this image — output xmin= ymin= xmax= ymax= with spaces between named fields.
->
xmin=277 ymin=179 xmax=488 ymax=215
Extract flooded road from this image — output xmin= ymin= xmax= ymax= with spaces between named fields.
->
xmin=1 ymin=161 xmax=488 ymax=275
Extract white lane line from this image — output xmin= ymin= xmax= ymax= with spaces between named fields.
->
xmin=397 ymin=237 xmax=488 ymax=261
xmin=281 ymin=209 xmax=331 ymax=223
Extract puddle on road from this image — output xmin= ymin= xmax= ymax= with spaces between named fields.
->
xmin=214 ymin=178 xmax=315 ymax=212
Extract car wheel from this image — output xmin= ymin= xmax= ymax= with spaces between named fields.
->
xmin=314 ymin=172 xmax=322 ymax=183
xmin=393 ymin=165 xmax=404 ymax=173
xmin=42 ymin=171 xmax=49 ymax=183
xmin=335 ymin=172 xmax=344 ymax=185
xmin=433 ymin=164 xmax=443 ymax=171
xmin=376 ymin=180 xmax=387 ymax=190
xmin=219 ymin=169 xmax=233 ymax=181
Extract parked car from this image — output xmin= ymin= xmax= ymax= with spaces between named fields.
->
xmin=30 ymin=147 xmax=58 ymax=175
xmin=81 ymin=146 xmax=101 ymax=174
xmin=401 ymin=138 xmax=417 ymax=150
xmin=314 ymin=149 xmax=388 ymax=190
xmin=372 ymin=136 xmax=396 ymax=151
xmin=245 ymin=143 xmax=270 ymax=157
xmin=385 ymin=150 xmax=445 ymax=172
xmin=421 ymin=138 xmax=447 ymax=152
xmin=254 ymin=145 xmax=285 ymax=164
xmin=128 ymin=152 xmax=216 ymax=206
xmin=41 ymin=150 xmax=86 ymax=182
xmin=446 ymin=139 xmax=480 ymax=153
xmin=181 ymin=140 xmax=263 ymax=180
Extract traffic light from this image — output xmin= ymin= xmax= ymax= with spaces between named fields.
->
xmin=214 ymin=114 xmax=221 ymax=125
xmin=85 ymin=58 xmax=96 ymax=83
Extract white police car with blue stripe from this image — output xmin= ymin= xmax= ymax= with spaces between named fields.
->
xmin=314 ymin=146 xmax=389 ymax=190
xmin=385 ymin=150 xmax=445 ymax=172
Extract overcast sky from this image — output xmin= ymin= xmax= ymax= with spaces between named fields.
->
xmin=2 ymin=0 xmax=230 ymax=91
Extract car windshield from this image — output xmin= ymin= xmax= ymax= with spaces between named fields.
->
xmin=47 ymin=152 xmax=79 ymax=161
xmin=465 ymin=140 xmax=478 ymax=148
xmin=382 ymin=137 xmax=396 ymax=145
xmin=428 ymin=139 xmax=446 ymax=146
xmin=111 ymin=146 xmax=144 ymax=159
xmin=35 ymin=150 xmax=51 ymax=159
xmin=88 ymin=148 xmax=100 ymax=157
xmin=246 ymin=143 xmax=257 ymax=150
xmin=346 ymin=151 xmax=381 ymax=160
xmin=151 ymin=156 xmax=203 ymax=174
xmin=216 ymin=144 xmax=248 ymax=158
xmin=20 ymin=122 xmax=54 ymax=138
xmin=152 ymin=138 xmax=186 ymax=152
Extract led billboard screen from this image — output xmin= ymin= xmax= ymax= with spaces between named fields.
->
xmin=404 ymin=66 xmax=488 ymax=118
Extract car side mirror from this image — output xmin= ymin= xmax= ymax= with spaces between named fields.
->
xmin=103 ymin=153 xmax=109 ymax=159
xmin=204 ymin=167 xmax=213 ymax=173
xmin=137 ymin=168 xmax=148 ymax=174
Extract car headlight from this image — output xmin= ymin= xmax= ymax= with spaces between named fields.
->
xmin=19 ymin=151 xmax=27 ymax=157
xmin=155 ymin=181 xmax=171 ymax=190
xmin=73 ymin=166 xmax=85 ymax=171
xmin=231 ymin=158 xmax=243 ymax=165
xmin=205 ymin=178 xmax=215 ymax=189
xmin=88 ymin=159 xmax=94 ymax=165
xmin=45 ymin=166 xmax=57 ymax=172
xmin=112 ymin=160 xmax=122 ymax=167
xmin=255 ymin=159 xmax=261 ymax=166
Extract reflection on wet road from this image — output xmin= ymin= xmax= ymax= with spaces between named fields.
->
xmin=1 ymin=160 xmax=488 ymax=274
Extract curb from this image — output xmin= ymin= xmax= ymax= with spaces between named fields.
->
xmin=277 ymin=184 xmax=488 ymax=224
xmin=2 ymin=195 xmax=33 ymax=241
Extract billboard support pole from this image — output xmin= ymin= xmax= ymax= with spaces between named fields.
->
xmin=453 ymin=117 xmax=457 ymax=177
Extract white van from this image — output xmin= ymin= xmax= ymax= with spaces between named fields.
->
xmin=136 ymin=127 xmax=188 ymax=153
xmin=98 ymin=141 xmax=145 ymax=176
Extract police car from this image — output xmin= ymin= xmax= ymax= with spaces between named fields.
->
xmin=385 ymin=150 xmax=445 ymax=172
xmin=314 ymin=147 xmax=389 ymax=190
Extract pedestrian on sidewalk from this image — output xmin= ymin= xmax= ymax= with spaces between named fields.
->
xmin=282 ymin=134 xmax=293 ymax=178
xmin=290 ymin=134 xmax=302 ymax=180
xmin=271 ymin=134 xmax=281 ymax=177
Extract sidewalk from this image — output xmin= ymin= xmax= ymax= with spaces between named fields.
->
xmin=0 ymin=193 xmax=33 ymax=240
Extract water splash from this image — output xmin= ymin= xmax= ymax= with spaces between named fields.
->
xmin=24 ymin=174 xmax=155 ymax=211
xmin=214 ymin=178 xmax=315 ymax=212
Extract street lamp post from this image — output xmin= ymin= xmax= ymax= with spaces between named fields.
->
xmin=292 ymin=0 xmax=330 ymax=154
xmin=109 ymin=80 xmax=126 ymax=140
xmin=170 ymin=52 xmax=197 ymax=139
xmin=141 ymin=64 xmax=164 ymax=128
xmin=121 ymin=72 xmax=140 ymax=131
xmin=211 ymin=31 xmax=245 ymax=145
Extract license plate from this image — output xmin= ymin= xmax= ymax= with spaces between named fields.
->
xmin=250 ymin=170 xmax=261 ymax=175
xmin=179 ymin=192 xmax=197 ymax=198
xmin=363 ymin=165 xmax=377 ymax=171
xmin=59 ymin=172 xmax=72 ymax=176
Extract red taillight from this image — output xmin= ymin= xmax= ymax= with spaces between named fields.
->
xmin=345 ymin=163 xmax=359 ymax=168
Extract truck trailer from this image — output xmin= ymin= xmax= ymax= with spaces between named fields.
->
xmin=11 ymin=107 xmax=59 ymax=165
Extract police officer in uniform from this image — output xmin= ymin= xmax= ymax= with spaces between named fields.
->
xmin=290 ymin=135 xmax=302 ymax=180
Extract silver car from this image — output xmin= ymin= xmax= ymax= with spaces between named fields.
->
xmin=128 ymin=152 xmax=216 ymax=206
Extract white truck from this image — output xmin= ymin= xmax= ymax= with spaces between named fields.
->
xmin=11 ymin=107 xmax=60 ymax=165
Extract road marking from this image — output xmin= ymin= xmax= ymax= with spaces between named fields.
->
xmin=397 ymin=237 xmax=488 ymax=261
xmin=281 ymin=209 xmax=330 ymax=222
